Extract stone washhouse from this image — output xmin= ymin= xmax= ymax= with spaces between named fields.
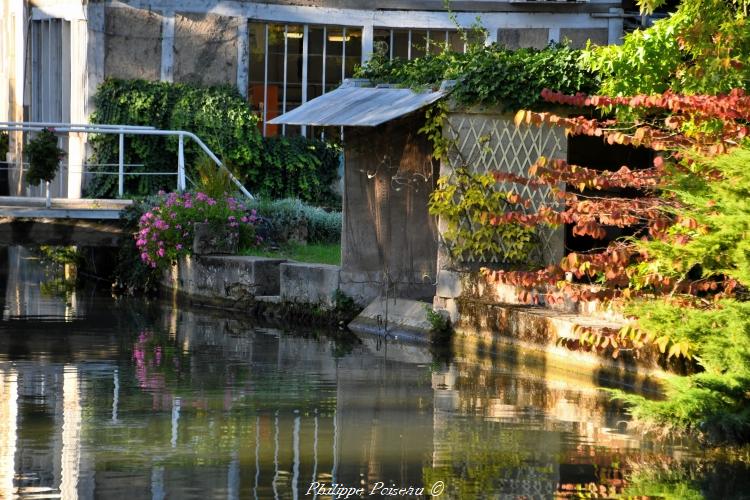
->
xmin=271 ymin=79 xmax=576 ymax=336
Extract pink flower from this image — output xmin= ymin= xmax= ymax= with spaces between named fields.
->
xmin=157 ymin=248 xmax=165 ymax=257
xmin=140 ymin=252 xmax=149 ymax=261
xmin=176 ymin=244 xmax=183 ymax=251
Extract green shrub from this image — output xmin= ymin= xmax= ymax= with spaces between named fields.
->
xmin=253 ymin=135 xmax=341 ymax=207
xmin=247 ymin=198 xmax=341 ymax=244
xmin=26 ymin=129 xmax=66 ymax=186
xmin=0 ymin=132 xmax=8 ymax=160
xmin=88 ymin=79 xmax=263 ymax=198
xmin=88 ymin=79 xmax=341 ymax=205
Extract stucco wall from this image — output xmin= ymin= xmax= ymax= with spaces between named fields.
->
xmin=173 ymin=13 xmax=240 ymax=86
xmin=104 ymin=5 xmax=162 ymax=80
xmin=497 ymin=28 xmax=550 ymax=49
xmin=560 ymin=27 xmax=609 ymax=48
xmin=340 ymin=114 xmax=439 ymax=305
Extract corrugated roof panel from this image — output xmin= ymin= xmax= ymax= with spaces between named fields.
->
xmin=268 ymin=80 xmax=447 ymax=127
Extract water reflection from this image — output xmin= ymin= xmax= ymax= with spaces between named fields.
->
xmin=0 ymin=246 xmax=746 ymax=499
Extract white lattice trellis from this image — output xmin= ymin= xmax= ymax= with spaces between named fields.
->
xmin=442 ymin=111 xmax=566 ymax=265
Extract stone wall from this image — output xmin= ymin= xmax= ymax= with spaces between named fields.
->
xmin=104 ymin=6 xmax=162 ymax=81
xmin=173 ymin=13 xmax=240 ymax=86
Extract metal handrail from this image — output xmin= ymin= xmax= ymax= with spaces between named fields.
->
xmin=0 ymin=121 xmax=155 ymax=130
xmin=0 ymin=122 xmax=253 ymax=199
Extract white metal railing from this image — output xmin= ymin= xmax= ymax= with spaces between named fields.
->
xmin=0 ymin=121 xmax=253 ymax=200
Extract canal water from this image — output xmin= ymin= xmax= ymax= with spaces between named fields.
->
xmin=0 ymin=246 xmax=747 ymax=499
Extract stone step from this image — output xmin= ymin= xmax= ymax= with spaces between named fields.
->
xmin=280 ymin=262 xmax=340 ymax=307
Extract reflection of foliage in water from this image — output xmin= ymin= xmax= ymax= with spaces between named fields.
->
xmin=423 ymin=421 xmax=548 ymax=499
xmin=39 ymin=278 xmax=77 ymax=298
xmin=620 ymin=452 xmax=750 ymax=500
xmin=34 ymin=246 xmax=80 ymax=299
xmin=132 ymin=330 xmax=187 ymax=397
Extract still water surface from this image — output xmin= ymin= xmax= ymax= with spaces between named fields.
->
xmin=0 ymin=246 xmax=747 ymax=499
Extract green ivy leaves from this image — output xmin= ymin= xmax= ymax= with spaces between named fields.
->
xmin=428 ymin=168 xmax=536 ymax=265
xmin=356 ymin=44 xmax=597 ymax=111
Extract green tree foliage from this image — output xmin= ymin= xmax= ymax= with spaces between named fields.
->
xmin=618 ymin=299 xmax=750 ymax=443
xmin=615 ymin=148 xmax=750 ymax=443
xmin=583 ymin=0 xmax=750 ymax=95
xmin=356 ymin=43 xmax=598 ymax=110
xmin=25 ymin=129 xmax=66 ymax=186
xmin=88 ymin=79 xmax=341 ymax=205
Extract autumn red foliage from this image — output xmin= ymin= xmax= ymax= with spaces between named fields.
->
xmin=483 ymin=88 xmax=749 ymax=305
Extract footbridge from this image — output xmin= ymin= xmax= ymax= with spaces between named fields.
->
xmin=0 ymin=121 xmax=253 ymax=247
xmin=0 ymin=197 xmax=130 ymax=247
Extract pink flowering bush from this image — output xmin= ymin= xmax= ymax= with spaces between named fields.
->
xmin=135 ymin=191 xmax=258 ymax=269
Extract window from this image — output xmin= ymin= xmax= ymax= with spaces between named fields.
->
xmin=373 ymin=28 xmax=469 ymax=61
xmin=248 ymin=22 xmax=363 ymax=137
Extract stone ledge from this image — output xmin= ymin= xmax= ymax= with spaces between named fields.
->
xmin=280 ymin=262 xmax=341 ymax=308
xmin=437 ymin=269 xmax=625 ymax=322
xmin=163 ymin=255 xmax=287 ymax=302
xmin=454 ymin=298 xmax=675 ymax=375
xmin=348 ymin=298 xmax=435 ymax=343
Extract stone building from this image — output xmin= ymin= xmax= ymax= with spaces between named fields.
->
xmin=1 ymin=0 xmax=624 ymax=198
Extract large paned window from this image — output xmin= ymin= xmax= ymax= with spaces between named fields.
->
xmin=249 ymin=22 xmax=362 ymax=137
xmin=373 ymin=29 xmax=467 ymax=60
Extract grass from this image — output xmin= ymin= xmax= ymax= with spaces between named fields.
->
xmin=240 ymin=242 xmax=341 ymax=265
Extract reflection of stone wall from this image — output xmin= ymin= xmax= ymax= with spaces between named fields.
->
xmin=104 ymin=6 xmax=162 ymax=80
xmin=173 ymin=13 xmax=240 ymax=86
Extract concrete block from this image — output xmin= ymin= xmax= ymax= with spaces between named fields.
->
xmin=192 ymin=223 xmax=239 ymax=255
xmin=280 ymin=262 xmax=340 ymax=307
xmin=164 ymin=255 xmax=285 ymax=303
xmin=348 ymin=297 xmax=434 ymax=343
xmin=436 ymin=269 xmax=463 ymax=298
xmin=201 ymin=256 xmax=285 ymax=296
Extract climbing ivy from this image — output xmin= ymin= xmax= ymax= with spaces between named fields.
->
xmin=254 ymin=136 xmax=341 ymax=207
xmin=88 ymin=79 xmax=341 ymax=205
xmin=428 ymin=168 xmax=538 ymax=265
xmin=356 ymin=43 xmax=598 ymax=111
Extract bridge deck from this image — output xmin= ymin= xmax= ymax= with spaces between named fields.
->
xmin=0 ymin=197 xmax=133 ymax=220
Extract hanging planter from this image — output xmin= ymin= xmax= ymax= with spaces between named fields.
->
xmin=26 ymin=128 xmax=66 ymax=186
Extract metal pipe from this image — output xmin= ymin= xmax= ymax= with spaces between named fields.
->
xmin=0 ymin=121 xmax=155 ymax=130
xmin=177 ymin=133 xmax=186 ymax=192
xmin=3 ymin=124 xmax=254 ymax=199
xmin=118 ymin=133 xmax=124 ymax=197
